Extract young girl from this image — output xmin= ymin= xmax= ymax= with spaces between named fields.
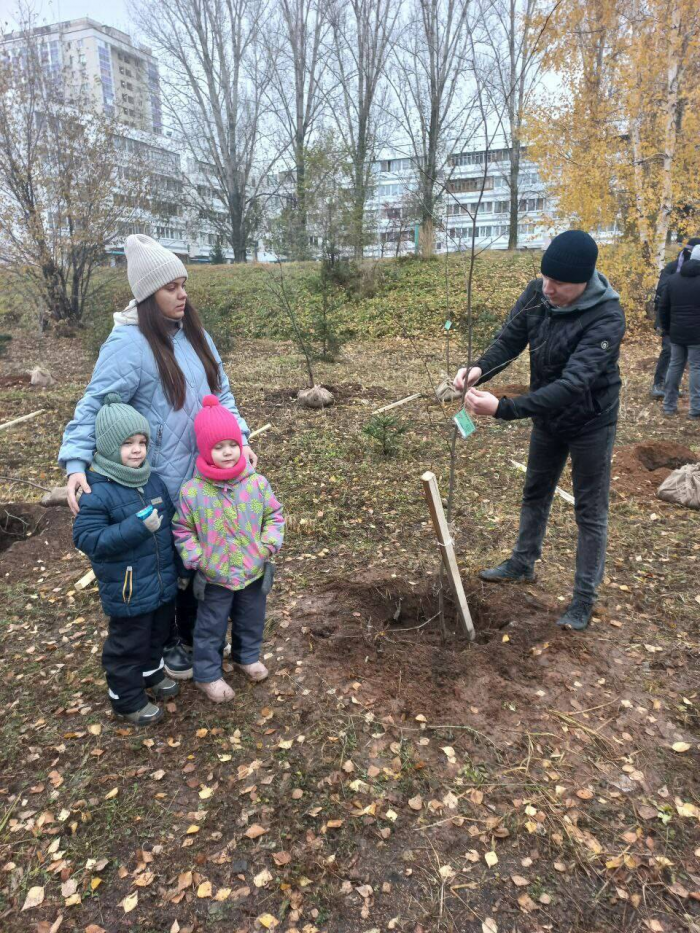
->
xmin=173 ymin=396 xmax=284 ymax=703
xmin=73 ymin=393 xmax=181 ymax=725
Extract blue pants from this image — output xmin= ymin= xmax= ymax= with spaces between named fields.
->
xmin=193 ymin=577 xmax=267 ymax=683
xmin=511 ymin=423 xmax=617 ymax=602
xmin=663 ymin=343 xmax=700 ymax=415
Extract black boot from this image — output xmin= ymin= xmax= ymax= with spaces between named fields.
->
xmin=479 ymin=559 xmax=536 ymax=583
xmin=164 ymin=642 xmax=193 ymax=681
xmin=556 ymin=597 xmax=594 ymax=631
xmin=649 ymin=383 xmax=665 ymax=399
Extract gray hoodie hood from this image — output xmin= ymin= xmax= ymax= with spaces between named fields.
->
xmin=549 ymin=271 xmax=620 ymax=315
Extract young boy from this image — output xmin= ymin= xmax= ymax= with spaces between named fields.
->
xmin=73 ymin=393 xmax=181 ymax=724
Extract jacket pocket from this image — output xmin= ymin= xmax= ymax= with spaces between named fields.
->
xmin=122 ymin=566 xmax=133 ymax=604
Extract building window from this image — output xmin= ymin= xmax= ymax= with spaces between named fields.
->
xmin=446 ymin=177 xmax=494 ymax=193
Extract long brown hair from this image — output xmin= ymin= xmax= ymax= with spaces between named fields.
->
xmin=137 ymin=296 xmax=221 ymax=410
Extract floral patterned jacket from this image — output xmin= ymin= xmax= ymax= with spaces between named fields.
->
xmin=173 ymin=464 xmax=284 ymax=591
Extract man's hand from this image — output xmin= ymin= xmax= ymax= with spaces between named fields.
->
xmin=243 ymin=445 xmax=258 ymax=469
xmin=464 ymin=387 xmax=499 ymax=417
xmin=67 ymin=472 xmax=91 ymax=516
xmin=453 ymin=366 xmax=483 ymax=392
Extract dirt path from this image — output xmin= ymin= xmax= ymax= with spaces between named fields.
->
xmin=0 ymin=332 xmax=699 ymax=933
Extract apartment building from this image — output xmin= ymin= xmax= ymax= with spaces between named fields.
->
xmin=366 ymin=143 xmax=553 ymax=257
xmin=2 ymin=18 xmax=163 ymax=135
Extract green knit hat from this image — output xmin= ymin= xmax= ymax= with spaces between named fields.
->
xmin=95 ymin=393 xmax=150 ymax=459
xmin=91 ymin=394 xmax=152 ymax=488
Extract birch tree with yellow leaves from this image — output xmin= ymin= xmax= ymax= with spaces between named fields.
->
xmin=527 ymin=0 xmax=700 ymax=315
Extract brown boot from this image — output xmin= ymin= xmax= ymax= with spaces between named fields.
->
xmin=196 ymin=678 xmax=235 ymax=703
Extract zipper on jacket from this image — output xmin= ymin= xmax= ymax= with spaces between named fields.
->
xmin=139 ymin=488 xmax=164 ymax=596
xmin=122 ymin=566 xmax=133 ymax=604
xmin=152 ymin=425 xmax=164 ymax=467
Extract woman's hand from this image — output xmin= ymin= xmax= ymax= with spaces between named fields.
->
xmin=453 ymin=366 xmax=483 ymax=392
xmin=464 ymin=387 xmax=499 ymax=417
xmin=243 ymin=445 xmax=258 ymax=469
xmin=67 ymin=472 xmax=91 ymax=516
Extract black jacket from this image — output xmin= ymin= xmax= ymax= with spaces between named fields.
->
xmin=654 ymin=248 xmax=693 ymax=328
xmin=474 ymin=274 xmax=626 ymax=439
xmin=659 ymin=259 xmax=700 ymax=346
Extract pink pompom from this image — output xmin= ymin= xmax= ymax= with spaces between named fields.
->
xmin=202 ymin=394 xmax=219 ymax=407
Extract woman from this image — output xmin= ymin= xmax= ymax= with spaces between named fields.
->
xmin=59 ymin=234 xmax=257 ymax=679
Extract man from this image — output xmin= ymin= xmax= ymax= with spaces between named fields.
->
xmin=650 ymin=236 xmax=700 ymax=398
xmin=659 ymin=243 xmax=700 ymax=419
xmin=454 ymin=230 xmax=625 ymax=631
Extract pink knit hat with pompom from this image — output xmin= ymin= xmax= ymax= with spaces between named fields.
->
xmin=194 ymin=395 xmax=245 ymax=481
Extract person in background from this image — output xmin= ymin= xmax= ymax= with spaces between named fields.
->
xmin=59 ymin=235 xmax=256 ymax=681
xmin=650 ymin=236 xmax=700 ymax=398
xmin=659 ymin=243 xmax=700 ymax=420
xmin=454 ymin=230 xmax=625 ymax=632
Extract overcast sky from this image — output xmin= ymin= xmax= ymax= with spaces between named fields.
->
xmin=0 ymin=0 xmax=133 ymax=35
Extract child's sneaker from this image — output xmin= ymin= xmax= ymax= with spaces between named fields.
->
xmin=196 ymin=679 xmax=235 ymax=703
xmin=118 ymin=702 xmax=163 ymax=726
xmin=233 ymin=661 xmax=269 ymax=683
xmin=149 ymin=677 xmax=180 ymax=699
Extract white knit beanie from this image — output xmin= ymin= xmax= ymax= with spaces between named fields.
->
xmin=691 ymin=244 xmax=700 ymax=262
xmin=125 ymin=234 xmax=188 ymax=303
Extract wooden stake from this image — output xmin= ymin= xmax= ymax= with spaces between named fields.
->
xmin=0 ymin=409 xmax=44 ymax=432
xmin=249 ymin=423 xmax=272 ymax=440
xmin=510 ymin=460 xmax=575 ymax=505
xmin=372 ymin=393 xmax=422 ymax=415
xmin=75 ymin=569 xmax=96 ymax=590
xmin=421 ymin=471 xmax=475 ymax=641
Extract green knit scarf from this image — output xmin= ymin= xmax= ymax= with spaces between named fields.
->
xmin=91 ymin=451 xmax=152 ymax=488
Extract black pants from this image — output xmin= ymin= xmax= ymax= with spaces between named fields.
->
xmin=166 ymin=583 xmax=197 ymax=649
xmin=103 ymin=601 xmax=174 ymax=714
xmin=653 ymin=333 xmax=672 ymax=386
xmin=511 ymin=423 xmax=617 ymax=603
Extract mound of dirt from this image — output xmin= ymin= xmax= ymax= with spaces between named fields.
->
xmin=265 ymin=382 xmax=391 ymax=407
xmin=289 ymin=569 xmax=576 ymax=724
xmin=612 ymin=441 xmax=699 ymax=497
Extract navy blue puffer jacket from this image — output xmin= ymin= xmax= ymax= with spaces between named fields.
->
xmin=73 ymin=470 xmax=180 ymax=617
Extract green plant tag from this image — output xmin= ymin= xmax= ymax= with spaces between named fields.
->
xmin=444 ymin=320 xmax=452 ymax=331
xmin=453 ymin=407 xmax=476 ymax=439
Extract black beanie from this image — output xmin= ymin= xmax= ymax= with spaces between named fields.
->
xmin=541 ymin=230 xmax=598 ymax=284
xmin=687 ymin=236 xmax=700 ymax=248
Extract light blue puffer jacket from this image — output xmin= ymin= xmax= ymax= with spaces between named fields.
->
xmin=59 ymin=305 xmax=250 ymax=502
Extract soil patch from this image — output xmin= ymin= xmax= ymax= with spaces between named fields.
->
xmin=490 ymin=381 xmax=530 ymax=397
xmin=612 ymin=441 xmax=698 ymax=497
xmin=0 ymin=373 xmax=30 ymax=388
xmin=290 ymin=570 xmax=572 ymax=725
xmin=0 ymin=503 xmax=45 ymax=555
xmin=0 ymin=502 xmax=74 ymax=566
xmin=264 ymin=382 xmax=391 ymax=407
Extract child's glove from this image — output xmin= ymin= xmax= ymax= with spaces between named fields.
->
xmin=177 ymin=577 xmax=190 ymax=591
xmin=193 ymin=570 xmax=207 ymax=602
xmin=142 ymin=509 xmax=162 ymax=533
